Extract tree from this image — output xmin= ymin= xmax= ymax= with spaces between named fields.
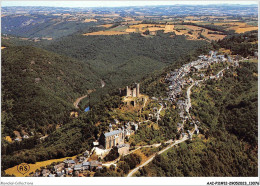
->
xmin=118 ymin=161 xmax=130 ymax=174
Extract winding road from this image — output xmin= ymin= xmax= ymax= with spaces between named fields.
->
xmin=127 ymin=135 xmax=189 ymax=177
xmin=73 ymin=89 xmax=95 ymax=109
xmin=73 ymin=79 xmax=105 ymax=109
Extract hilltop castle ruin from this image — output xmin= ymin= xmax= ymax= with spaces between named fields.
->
xmin=126 ymin=83 xmax=140 ymax=97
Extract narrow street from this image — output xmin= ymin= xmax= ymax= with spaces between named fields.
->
xmin=186 ymin=81 xmax=195 ymax=118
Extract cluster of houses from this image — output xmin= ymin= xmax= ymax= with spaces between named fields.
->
xmin=32 ymin=151 xmax=103 ymax=177
xmin=165 ymin=50 xmax=237 ymax=139
xmin=166 ymin=51 xmax=236 ymax=103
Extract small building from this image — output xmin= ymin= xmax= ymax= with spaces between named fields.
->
xmin=89 ymin=161 xmax=102 ymax=171
xmin=15 ymin=138 xmax=22 ymax=142
xmin=48 ymin=174 xmax=55 ymax=177
xmin=66 ymin=168 xmax=73 ymax=175
xmin=74 ymin=164 xmax=83 ymax=171
xmin=93 ymin=141 xmax=99 ymax=147
xmin=54 ymin=163 xmax=65 ymax=172
xmin=82 ymin=162 xmax=90 ymax=170
xmin=23 ymin=135 xmax=29 ymax=139
xmin=67 ymin=160 xmax=75 ymax=167
xmin=83 ymin=150 xmax=90 ymax=157
xmin=254 ymin=51 xmax=258 ymax=58
xmin=42 ymin=169 xmax=50 ymax=177
xmin=78 ymin=156 xmax=85 ymax=163
xmin=57 ymin=170 xmax=64 ymax=177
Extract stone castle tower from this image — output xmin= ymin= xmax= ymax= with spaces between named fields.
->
xmin=126 ymin=83 xmax=140 ymax=97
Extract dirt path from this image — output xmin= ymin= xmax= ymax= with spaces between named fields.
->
xmin=73 ymin=89 xmax=95 ymax=109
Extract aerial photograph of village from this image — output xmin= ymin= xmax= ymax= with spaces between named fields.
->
xmin=1 ymin=1 xmax=259 ymax=185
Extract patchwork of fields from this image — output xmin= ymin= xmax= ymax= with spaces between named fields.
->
xmin=83 ymin=18 xmax=257 ymax=40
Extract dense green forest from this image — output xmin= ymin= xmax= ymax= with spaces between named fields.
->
xmin=1 ymin=45 xmax=100 ymax=137
xmin=137 ymin=62 xmax=258 ymax=176
xmin=94 ymin=153 xmax=142 ymax=177
xmin=44 ymin=33 xmax=211 ymax=88
xmin=1 ymin=93 xmax=121 ymax=172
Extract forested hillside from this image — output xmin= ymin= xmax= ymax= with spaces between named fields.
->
xmin=1 ymin=45 xmax=100 ymax=137
xmin=214 ymin=30 xmax=258 ymax=57
xmin=45 ymin=33 xmax=211 ymax=89
xmin=1 ymin=14 xmax=100 ymax=39
xmin=137 ymin=62 xmax=258 ymax=177
xmin=1 ymin=93 xmax=122 ymax=172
